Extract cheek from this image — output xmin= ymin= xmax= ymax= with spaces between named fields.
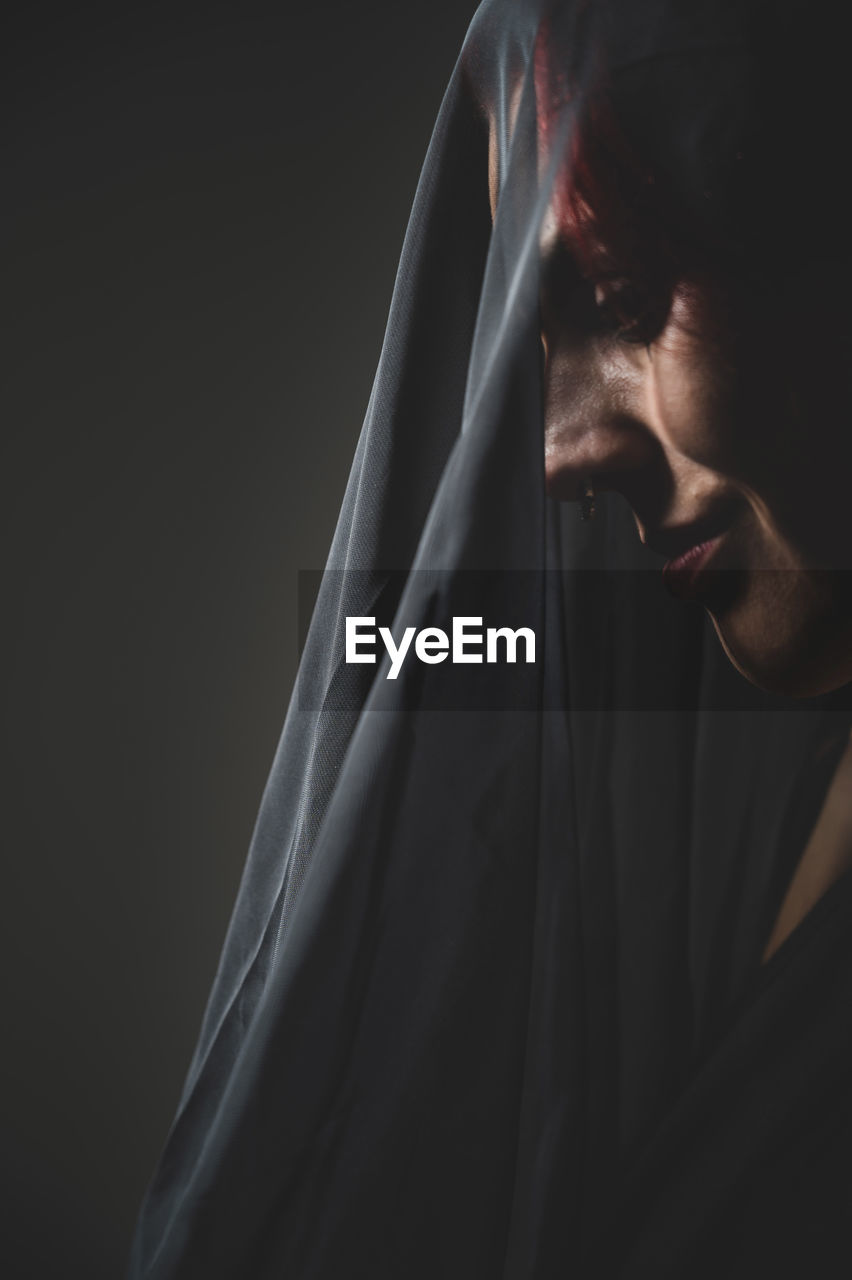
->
xmin=647 ymin=330 xmax=741 ymax=474
xmin=643 ymin=281 xmax=785 ymax=485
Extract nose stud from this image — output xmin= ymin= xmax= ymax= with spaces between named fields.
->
xmin=579 ymin=478 xmax=596 ymax=521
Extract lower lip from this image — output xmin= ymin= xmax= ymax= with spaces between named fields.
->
xmin=662 ymin=536 xmax=724 ymax=601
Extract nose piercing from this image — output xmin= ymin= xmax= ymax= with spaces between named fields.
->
xmin=579 ymin=478 xmax=596 ymax=521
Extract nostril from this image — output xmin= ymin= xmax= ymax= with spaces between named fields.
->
xmin=544 ymin=406 xmax=663 ymax=514
xmin=579 ymin=478 xmax=596 ymax=520
xmin=543 ymin=459 xmax=596 ymax=512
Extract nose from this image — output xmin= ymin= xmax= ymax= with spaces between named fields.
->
xmin=542 ymin=332 xmax=664 ymax=514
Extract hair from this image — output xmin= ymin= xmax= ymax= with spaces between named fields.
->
xmin=533 ymin=3 xmax=852 ymax=340
xmin=533 ymin=19 xmax=708 ymax=343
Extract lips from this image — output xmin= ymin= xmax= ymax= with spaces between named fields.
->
xmin=643 ymin=499 xmax=740 ymax=603
xmin=661 ymin=536 xmax=724 ymax=599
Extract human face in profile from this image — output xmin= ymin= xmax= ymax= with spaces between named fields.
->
xmin=540 ymin=221 xmax=852 ymax=698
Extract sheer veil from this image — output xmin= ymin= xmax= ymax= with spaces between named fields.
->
xmin=130 ymin=3 xmax=852 ymax=1276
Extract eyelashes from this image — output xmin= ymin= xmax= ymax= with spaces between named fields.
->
xmin=591 ymin=278 xmax=672 ymax=346
xmin=540 ymin=242 xmax=673 ymax=348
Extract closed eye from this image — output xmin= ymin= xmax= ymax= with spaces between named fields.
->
xmin=592 ymin=279 xmax=671 ymax=346
xmin=541 ymin=242 xmax=671 ymax=348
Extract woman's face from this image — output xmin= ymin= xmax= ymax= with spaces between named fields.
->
xmin=541 ymin=247 xmax=852 ymax=696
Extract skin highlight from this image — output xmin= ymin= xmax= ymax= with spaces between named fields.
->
xmin=479 ymin=34 xmax=852 ymax=959
xmin=541 ymin=262 xmax=852 ymax=698
xmin=539 ymin=242 xmax=852 ymax=957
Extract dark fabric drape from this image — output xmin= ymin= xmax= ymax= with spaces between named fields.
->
xmin=130 ymin=3 xmax=852 ymax=1276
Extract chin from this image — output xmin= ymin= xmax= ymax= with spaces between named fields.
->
xmin=709 ymin=587 xmax=852 ymax=699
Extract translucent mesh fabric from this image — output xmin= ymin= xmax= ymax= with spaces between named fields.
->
xmin=130 ymin=3 xmax=852 ymax=1276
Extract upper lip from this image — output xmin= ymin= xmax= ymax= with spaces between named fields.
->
xmin=640 ymin=499 xmax=739 ymax=563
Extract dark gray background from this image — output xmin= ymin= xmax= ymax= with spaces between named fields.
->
xmin=3 ymin=3 xmax=478 ymax=1274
